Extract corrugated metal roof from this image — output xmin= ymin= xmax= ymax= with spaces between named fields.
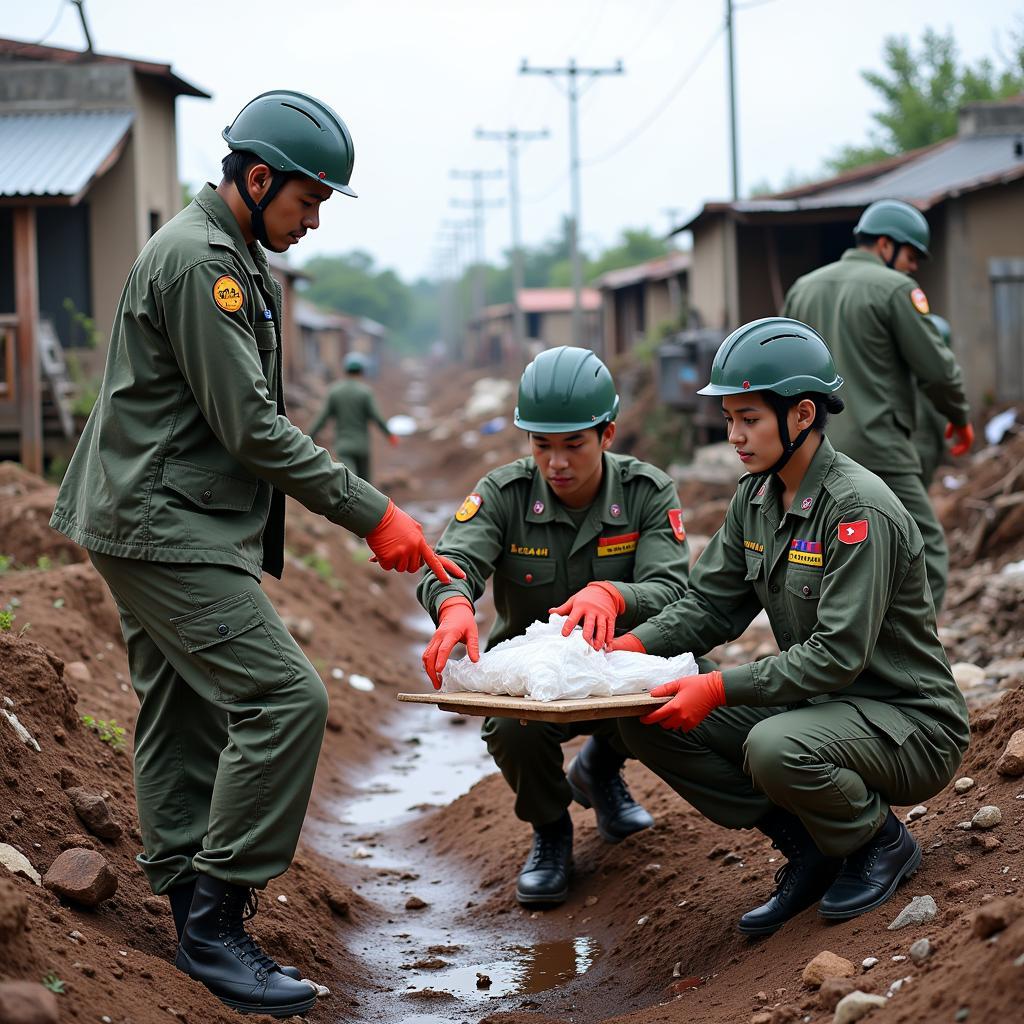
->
xmin=0 ymin=109 xmax=134 ymax=200
xmin=594 ymin=250 xmax=691 ymax=291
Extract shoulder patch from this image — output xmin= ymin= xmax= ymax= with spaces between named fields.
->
xmin=213 ymin=274 xmax=244 ymax=313
xmin=455 ymin=493 xmax=482 ymax=523
xmin=910 ymin=287 xmax=930 ymax=314
xmin=838 ymin=519 xmax=869 ymax=545
xmin=667 ymin=509 xmax=686 ymax=542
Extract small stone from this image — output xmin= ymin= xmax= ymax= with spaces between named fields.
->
xmin=833 ymin=990 xmax=888 ymax=1024
xmin=905 ymin=805 xmax=928 ymax=822
xmin=0 ymin=844 xmax=41 ymax=885
xmin=405 ymin=895 xmax=428 ymax=911
xmin=953 ymin=853 xmax=973 ymax=870
xmin=947 ymin=878 xmax=980 ymax=898
xmin=952 ymin=662 xmax=985 ymax=691
xmin=68 ymin=929 xmax=84 ymax=943
xmin=802 ymin=950 xmax=856 ymax=988
xmin=348 ymin=674 xmax=375 ymax=692
xmin=818 ymin=977 xmax=858 ymax=1011
xmin=954 ymin=777 xmax=975 ymax=793
xmin=584 ymin=895 xmax=598 ymax=907
xmin=891 ymin=954 xmax=907 ymax=962
xmin=751 ymin=1014 xmax=772 ymax=1024
xmin=352 ymin=847 xmax=372 ymax=859
xmin=723 ymin=852 xmax=744 ymax=865
xmin=887 ymin=976 xmax=912 ymax=996
xmin=324 ymin=889 xmax=349 ymax=917
xmin=0 ymin=877 xmax=29 ymax=942
xmin=0 ymin=981 xmax=59 ymax=1024
xmin=972 ymin=834 xmax=1002 ymax=853
xmin=143 ymin=896 xmax=166 ymax=916
xmin=909 ymin=938 xmax=933 ymax=963
xmin=956 ymin=821 xmax=973 ymax=830
xmin=476 ymin=972 xmax=491 ymax=989
xmin=887 ymin=895 xmax=938 ymax=930
xmin=972 ymin=806 xmax=1002 ymax=830
xmin=282 ymin=616 xmax=315 ymax=644
xmin=276 ymin=894 xmax=288 ymax=904
xmin=861 ymin=957 xmax=878 ymax=969
xmin=65 ymin=787 xmax=122 ymax=841
xmin=64 ymin=661 xmax=92 ymax=685
xmin=955 ymin=1010 xmax=970 ymax=1022
xmin=636 ymin=915 xmax=649 ymax=926
xmin=43 ymin=848 xmax=117 ymax=907
xmin=972 ymin=898 xmax=1019 ymax=938
xmin=996 ymin=730 xmax=1024 ymax=777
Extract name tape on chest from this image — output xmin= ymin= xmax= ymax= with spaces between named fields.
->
xmin=455 ymin=492 xmax=482 ymax=522
xmin=789 ymin=538 xmax=823 ymax=567
xmin=213 ymin=274 xmax=244 ymax=313
xmin=597 ymin=531 xmax=639 ymax=557
xmin=667 ymin=508 xmax=686 ymax=542
xmin=510 ymin=543 xmax=550 ymax=557
xmin=838 ymin=520 xmax=869 ymax=545
xmin=744 ymin=539 xmax=765 ymax=554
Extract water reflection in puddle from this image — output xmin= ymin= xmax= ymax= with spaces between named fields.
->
xmin=404 ymin=936 xmax=600 ymax=1000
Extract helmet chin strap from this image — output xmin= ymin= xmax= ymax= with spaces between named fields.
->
xmin=232 ymin=167 xmax=288 ymax=247
xmin=765 ymin=395 xmax=814 ymax=476
xmin=883 ymin=238 xmax=900 ymax=269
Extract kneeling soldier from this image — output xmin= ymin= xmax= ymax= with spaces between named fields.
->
xmin=419 ymin=347 xmax=692 ymax=904
xmin=606 ymin=319 xmax=968 ymax=933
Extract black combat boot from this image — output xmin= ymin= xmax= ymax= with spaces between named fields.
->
xmin=515 ymin=812 xmax=573 ymax=905
xmin=738 ymin=808 xmax=842 ymax=936
xmin=168 ymin=880 xmax=303 ymax=981
xmin=567 ymin=736 xmax=655 ymax=843
xmin=175 ymin=875 xmax=316 ymax=1017
xmin=818 ymin=810 xmax=921 ymax=921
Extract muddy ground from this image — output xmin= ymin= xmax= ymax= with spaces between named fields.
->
xmin=1 ymin=359 xmax=1023 ymax=1024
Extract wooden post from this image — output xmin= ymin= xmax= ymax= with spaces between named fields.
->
xmin=13 ymin=207 xmax=42 ymax=475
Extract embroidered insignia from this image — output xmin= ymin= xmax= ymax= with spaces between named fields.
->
xmin=667 ymin=509 xmax=686 ymax=542
xmin=597 ymin=532 xmax=639 ymax=557
xmin=801 ymin=497 xmax=813 ymax=511
xmin=744 ymin=539 xmax=765 ymax=554
xmin=742 ymin=380 xmax=751 ymax=390
xmin=756 ymin=484 xmax=766 ymax=498
xmin=789 ymin=538 xmax=823 ymax=567
xmin=212 ymin=274 xmax=244 ymax=313
xmin=455 ymin=492 xmax=482 ymax=522
xmin=910 ymin=287 xmax=930 ymax=314
xmin=609 ymin=503 xmax=622 ymax=518
xmin=838 ymin=520 xmax=869 ymax=545
xmin=510 ymin=543 xmax=550 ymax=557
xmin=263 ymin=308 xmax=273 ymax=320
xmin=532 ymin=500 xmax=545 ymax=515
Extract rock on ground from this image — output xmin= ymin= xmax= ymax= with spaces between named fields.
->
xmin=42 ymin=848 xmax=117 ymax=907
xmin=0 ymin=877 xmax=29 ymax=943
xmin=909 ymin=938 xmax=933 ymax=963
xmin=888 ymin=895 xmax=938 ymax=930
xmin=833 ymin=990 xmax=888 ymax=1024
xmin=64 ymin=786 xmax=122 ymax=841
xmin=996 ymin=729 xmax=1024 ymax=777
xmin=971 ymin=805 xmax=1002 ymax=829
xmin=0 ymin=845 xmax=40 ymax=885
xmin=0 ymin=982 xmax=59 ymax=1024
xmin=972 ymin=898 xmax=1020 ymax=939
xmin=953 ymin=777 xmax=975 ymax=793
xmin=818 ymin=977 xmax=859 ymax=1011
xmin=803 ymin=950 xmax=856 ymax=987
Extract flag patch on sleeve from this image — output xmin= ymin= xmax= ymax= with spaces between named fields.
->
xmin=838 ymin=520 xmax=869 ymax=545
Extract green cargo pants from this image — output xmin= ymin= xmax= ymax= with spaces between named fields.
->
xmin=619 ymin=700 xmax=960 ymax=857
xmin=337 ymin=449 xmax=371 ymax=486
xmin=481 ymin=716 xmax=629 ymax=828
xmin=882 ymin=473 xmax=947 ymax=613
xmin=89 ymin=552 xmax=328 ymax=894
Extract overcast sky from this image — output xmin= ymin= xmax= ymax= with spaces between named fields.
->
xmin=5 ymin=0 xmax=1023 ymax=280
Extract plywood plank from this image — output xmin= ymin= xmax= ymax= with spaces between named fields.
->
xmin=397 ymin=689 xmax=669 ymax=723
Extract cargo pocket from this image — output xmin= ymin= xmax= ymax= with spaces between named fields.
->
xmin=171 ymin=592 xmax=296 ymax=702
xmin=162 ymin=459 xmax=258 ymax=512
xmin=253 ymin=323 xmax=278 ymax=387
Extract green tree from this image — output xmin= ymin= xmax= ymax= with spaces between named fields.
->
xmin=828 ymin=26 xmax=1024 ymax=174
xmin=302 ymin=252 xmax=412 ymax=331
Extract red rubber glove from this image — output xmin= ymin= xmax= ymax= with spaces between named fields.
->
xmin=640 ymin=671 xmax=726 ymax=731
xmin=422 ymin=596 xmax=479 ymax=690
xmin=605 ymin=633 xmax=646 ymax=654
xmin=945 ymin=422 xmax=974 ymax=457
xmin=388 ymin=434 xmax=400 ymax=447
xmin=549 ymin=581 xmax=626 ymax=650
xmin=365 ymin=501 xmax=466 ymax=582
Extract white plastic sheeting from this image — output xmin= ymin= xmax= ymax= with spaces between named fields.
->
xmin=442 ymin=615 xmax=698 ymax=702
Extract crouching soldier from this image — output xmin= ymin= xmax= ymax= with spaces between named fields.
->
xmin=606 ymin=319 xmax=969 ymax=933
xmin=418 ymin=346 xmax=692 ymax=904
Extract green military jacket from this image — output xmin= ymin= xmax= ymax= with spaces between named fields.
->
xmin=50 ymin=185 xmax=389 ymax=580
xmin=310 ymin=378 xmax=389 ymax=456
xmin=782 ymin=250 xmax=969 ymax=475
xmin=632 ymin=438 xmax=969 ymax=751
xmin=418 ymin=452 xmax=691 ymax=647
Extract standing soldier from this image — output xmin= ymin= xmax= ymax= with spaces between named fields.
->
xmin=606 ymin=319 xmax=968 ymax=935
xmin=914 ymin=314 xmax=955 ymax=489
xmin=309 ymin=350 xmax=398 ymax=485
xmin=49 ymin=91 xmax=462 ymax=1019
xmin=418 ymin=346 xmax=692 ymax=905
xmin=782 ymin=199 xmax=973 ymax=611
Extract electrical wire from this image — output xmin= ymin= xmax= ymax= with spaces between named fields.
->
xmin=11 ymin=0 xmax=67 ymax=52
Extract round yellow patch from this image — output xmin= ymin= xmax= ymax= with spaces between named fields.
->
xmin=910 ymin=287 xmax=930 ymax=315
xmin=213 ymin=275 xmax=244 ymax=313
xmin=455 ymin=492 xmax=482 ymax=523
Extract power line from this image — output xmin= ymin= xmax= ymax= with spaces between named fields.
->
xmin=12 ymin=0 xmax=66 ymax=51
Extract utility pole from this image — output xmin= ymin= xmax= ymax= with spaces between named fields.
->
xmin=440 ymin=218 xmax=475 ymax=359
xmin=725 ymin=0 xmax=739 ymax=200
xmin=661 ymin=207 xmax=684 ymax=323
xmin=476 ymin=126 xmax=549 ymax=357
xmin=520 ymin=57 xmax=624 ymax=349
xmin=448 ymin=170 xmax=503 ymax=363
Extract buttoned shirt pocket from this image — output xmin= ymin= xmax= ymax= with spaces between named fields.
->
xmin=162 ymin=459 xmax=258 ymax=512
xmin=496 ymin=555 xmax=557 ymax=590
xmin=590 ymin=552 xmax=636 ymax=584
xmin=784 ymin=569 xmax=822 ymax=633
xmin=253 ymin=322 xmax=278 ymax=383
xmin=171 ymin=592 xmax=296 ymax=702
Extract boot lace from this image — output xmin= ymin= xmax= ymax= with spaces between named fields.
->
xmin=596 ymin=771 xmax=637 ymax=810
xmin=218 ymin=889 xmax=283 ymax=978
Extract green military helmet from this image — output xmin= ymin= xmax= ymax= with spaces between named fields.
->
xmin=698 ymin=318 xmax=843 ymax=398
xmin=854 ymin=199 xmax=930 ymax=257
xmin=514 ymin=346 xmax=620 ymax=432
xmin=223 ymin=90 xmax=357 ymax=197
xmin=344 ymin=351 xmax=367 ymax=372
xmin=927 ymin=312 xmax=951 ymax=347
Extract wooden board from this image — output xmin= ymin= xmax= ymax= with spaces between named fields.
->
xmin=397 ymin=689 xmax=669 ymax=723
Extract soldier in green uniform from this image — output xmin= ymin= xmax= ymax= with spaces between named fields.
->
xmin=49 ymin=91 xmax=462 ymax=1018
xmin=782 ymin=199 xmax=974 ymax=612
xmin=309 ymin=350 xmax=397 ymax=484
xmin=606 ymin=318 xmax=969 ymax=935
xmin=914 ymin=314 xmax=955 ymax=489
xmin=417 ymin=346 xmax=692 ymax=905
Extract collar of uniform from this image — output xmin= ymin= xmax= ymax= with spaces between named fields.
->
xmin=194 ymin=184 xmax=259 ymax=277
xmin=785 ymin=436 xmax=837 ymax=520
xmin=523 ymin=453 xmax=627 ymax=527
xmin=842 ymin=248 xmax=884 ymax=268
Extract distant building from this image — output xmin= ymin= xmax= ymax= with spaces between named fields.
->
xmin=594 ymin=250 xmax=690 ymax=359
xmin=676 ymin=95 xmax=1024 ymax=410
